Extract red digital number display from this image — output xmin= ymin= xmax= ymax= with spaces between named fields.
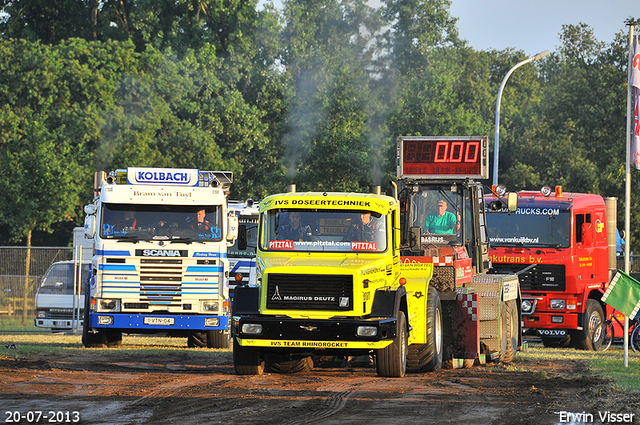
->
xmin=400 ymin=138 xmax=487 ymax=179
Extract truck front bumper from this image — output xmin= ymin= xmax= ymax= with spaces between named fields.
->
xmin=89 ymin=313 xmax=229 ymax=331
xmin=233 ymin=315 xmax=396 ymax=349
xmin=522 ymin=312 xmax=579 ymax=330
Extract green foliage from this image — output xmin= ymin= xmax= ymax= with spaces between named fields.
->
xmin=279 ymin=0 xmax=384 ymax=192
xmin=499 ymin=24 xmax=638 ymax=246
xmin=0 ymin=1 xmax=637 ymax=249
xmin=0 ymin=39 xmax=132 ymax=242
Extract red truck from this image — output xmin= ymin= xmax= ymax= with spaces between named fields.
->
xmin=485 ymin=186 xmax=618 ymax=350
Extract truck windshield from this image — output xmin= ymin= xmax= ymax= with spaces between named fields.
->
xmin=260 ymin=209 xmax=387 ymax=253
xmin=486 ymin=206 xmax=571 ymax=248
xmin=37 ymin=263 xmax=90 ymax=295
xmin=409 ymin=188 xmax=462 ymax=246
xmin=100 ymin=204 xmax=223 ymax=242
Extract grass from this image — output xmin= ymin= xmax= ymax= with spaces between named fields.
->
xmin=519 ymin=341 xmax=640 ymax=392
xmin=0 ymin=314 xmax=38 ymax=331
xmin=0 ymin=333 xmax=229 ymax=358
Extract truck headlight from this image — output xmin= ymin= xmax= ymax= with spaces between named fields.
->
xmin=201 ymin=301 xmax=219 ymax=312
xmin=98 ymin=299 xmax=120 ymax=312
xmin=205 ymin=318 xmax=220 ymax=327
xmin=550 ymin=299 xmax=565 ymax=309
xmin=357 ymin=326 xmax=378 ymax=337
xmin=521 ymin=300 xmax=532 ymax=313
xmin=98 ymin=316 xmax=114 ymax=325
xmin=242 ymin=323 xmax=263 ymax=335
xmin=37 ymin=311 xmax=46 ymax=318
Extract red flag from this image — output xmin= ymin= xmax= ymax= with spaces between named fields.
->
xmin=632 ymin=35 xmax=640 ymax=169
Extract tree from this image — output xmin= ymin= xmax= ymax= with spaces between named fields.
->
xmin=498 ymin=23 xmax=640 ymax=250
xmin=0 ymin=39 xmax=135 ymax=244
xmin=0 ymin=0 xmax=93 ymax=42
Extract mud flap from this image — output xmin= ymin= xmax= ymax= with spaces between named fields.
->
xmin=370 ymin=286 xmax=407 ymax=320
xmin=233 ymin=286 xmax=260 ymax=315
xmin=451 ymin=293 xmax=481 ymax=363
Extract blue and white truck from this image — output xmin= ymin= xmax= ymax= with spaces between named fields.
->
xmin=227 ymin=200 xmax=259 ymax=294
xmin=82 ymin=167 xmax=237 ymax=348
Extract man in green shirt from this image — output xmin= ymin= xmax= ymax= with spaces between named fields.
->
xmin=424 ymin=200 xmax=458 ymax=234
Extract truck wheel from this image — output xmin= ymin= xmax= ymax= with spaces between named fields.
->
xmin=189 ymin=330 xmax=232 ymax=348
xmin=233 ymin=337 xmax=264 ymax=375
xmin=541 ymin=335 xmax=571 ymax=348
xmin=572 ymin=299 xmax=605 ymax=350
xmin=187 ymin=332 xmax=208 ymax=348
xmin=407 ymin=286 xmax=442 ymax=372
xmin=106 ymin=330 xmax=122 ymax=348
xmin=376 ymin=310 xmax=407 ymax=377
xmin=208 ymin=330 xmax=231 ymax=349
xmin=264 ymin=354 xmax=313 ymax=373
xmin=500 ymin=299 xmax=518 ymax=362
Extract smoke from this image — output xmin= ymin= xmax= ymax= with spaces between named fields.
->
xmin=282 ymin=64 xmax=326 ymax=180
xmin=279 ymin=0 xmax=395 ymax=189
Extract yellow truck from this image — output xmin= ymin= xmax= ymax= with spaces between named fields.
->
xmin=232 ymin=136 xmax=521 ymax=377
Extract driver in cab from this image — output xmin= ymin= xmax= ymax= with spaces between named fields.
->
xmin=424 ymin=199 xmax=459 ymax=234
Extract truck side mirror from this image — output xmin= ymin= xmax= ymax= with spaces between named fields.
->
xmin=84 ymin=204 xmax=97 ymax=215
xmin=227 ymin=212 xmax=239 ymax=247
xmin=84 ymin=215 xmax=95 ymax=239
xmin=238 ymin=224 xmax=248 ymax=250
xmin=409 ymin=226 xmax=421 ymax=252
xmin=83 ymin=204 xmax=97 ymax=239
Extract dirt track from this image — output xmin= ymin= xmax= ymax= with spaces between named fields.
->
xmin=1 ymin=345 xmax=638 ymax=425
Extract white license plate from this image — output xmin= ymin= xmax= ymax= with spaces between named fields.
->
xmin=54 ymin=321 xmax=68 ymax=327
xmin=144 ymin=317 xmax=175 ymax=326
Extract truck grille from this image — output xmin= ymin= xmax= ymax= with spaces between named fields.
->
xmin=490 ymin=264 xmax=565 ymax=292
xmin=139 ymin=259 xmax=183 ymax=305
xmin=45 ymin=309 xmax=84 ymax=319
xmin=266 ymin=273 xmax=353 ymax=311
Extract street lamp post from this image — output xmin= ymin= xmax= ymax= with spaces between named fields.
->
xmin=493 ymin=50 xmax=550 ymax=186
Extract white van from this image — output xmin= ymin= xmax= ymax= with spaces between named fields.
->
xmin=34 ymin=228 xmax=92 ymax=332
xmin=34 ymin=261 xmax=90 ymax=331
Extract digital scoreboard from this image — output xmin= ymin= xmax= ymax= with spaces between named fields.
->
xmin=397 ymin=136 xmax=488 ymax=180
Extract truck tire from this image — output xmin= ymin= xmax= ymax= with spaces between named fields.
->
xmin=209 ymin=330 xmax=231 ymax=348
xmin=500 ymin=299 xmax=518 ymax=362
xmin=188 ymin=330 xmax=231 ymax=349
xmin=572 ymin=299 xmax=605 ymax=350
xmin=376 ymin=310 xmax=407 ymax=377
xmin=233 ymin=336 xmax=264 ymax=375
xmin=407 ymin=286 xmax=442 ymax=372
xmin=106 ymin=329 xmax=122 ymax=348
xmin=264 ymin=354 xmax=313 ymax=373
xmin=541 ymin=335 xmax=571 ymax=348
xmin=188 ymin=332 xmax=208 ymax=348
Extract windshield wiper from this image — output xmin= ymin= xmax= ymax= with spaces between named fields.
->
xmin=115 ymin=236 xmax=142 ymax=243
xmin=168 ymin=237 xmax=197 ymax=244
xmin=492 ymin=242 xmax=530 ymax=250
